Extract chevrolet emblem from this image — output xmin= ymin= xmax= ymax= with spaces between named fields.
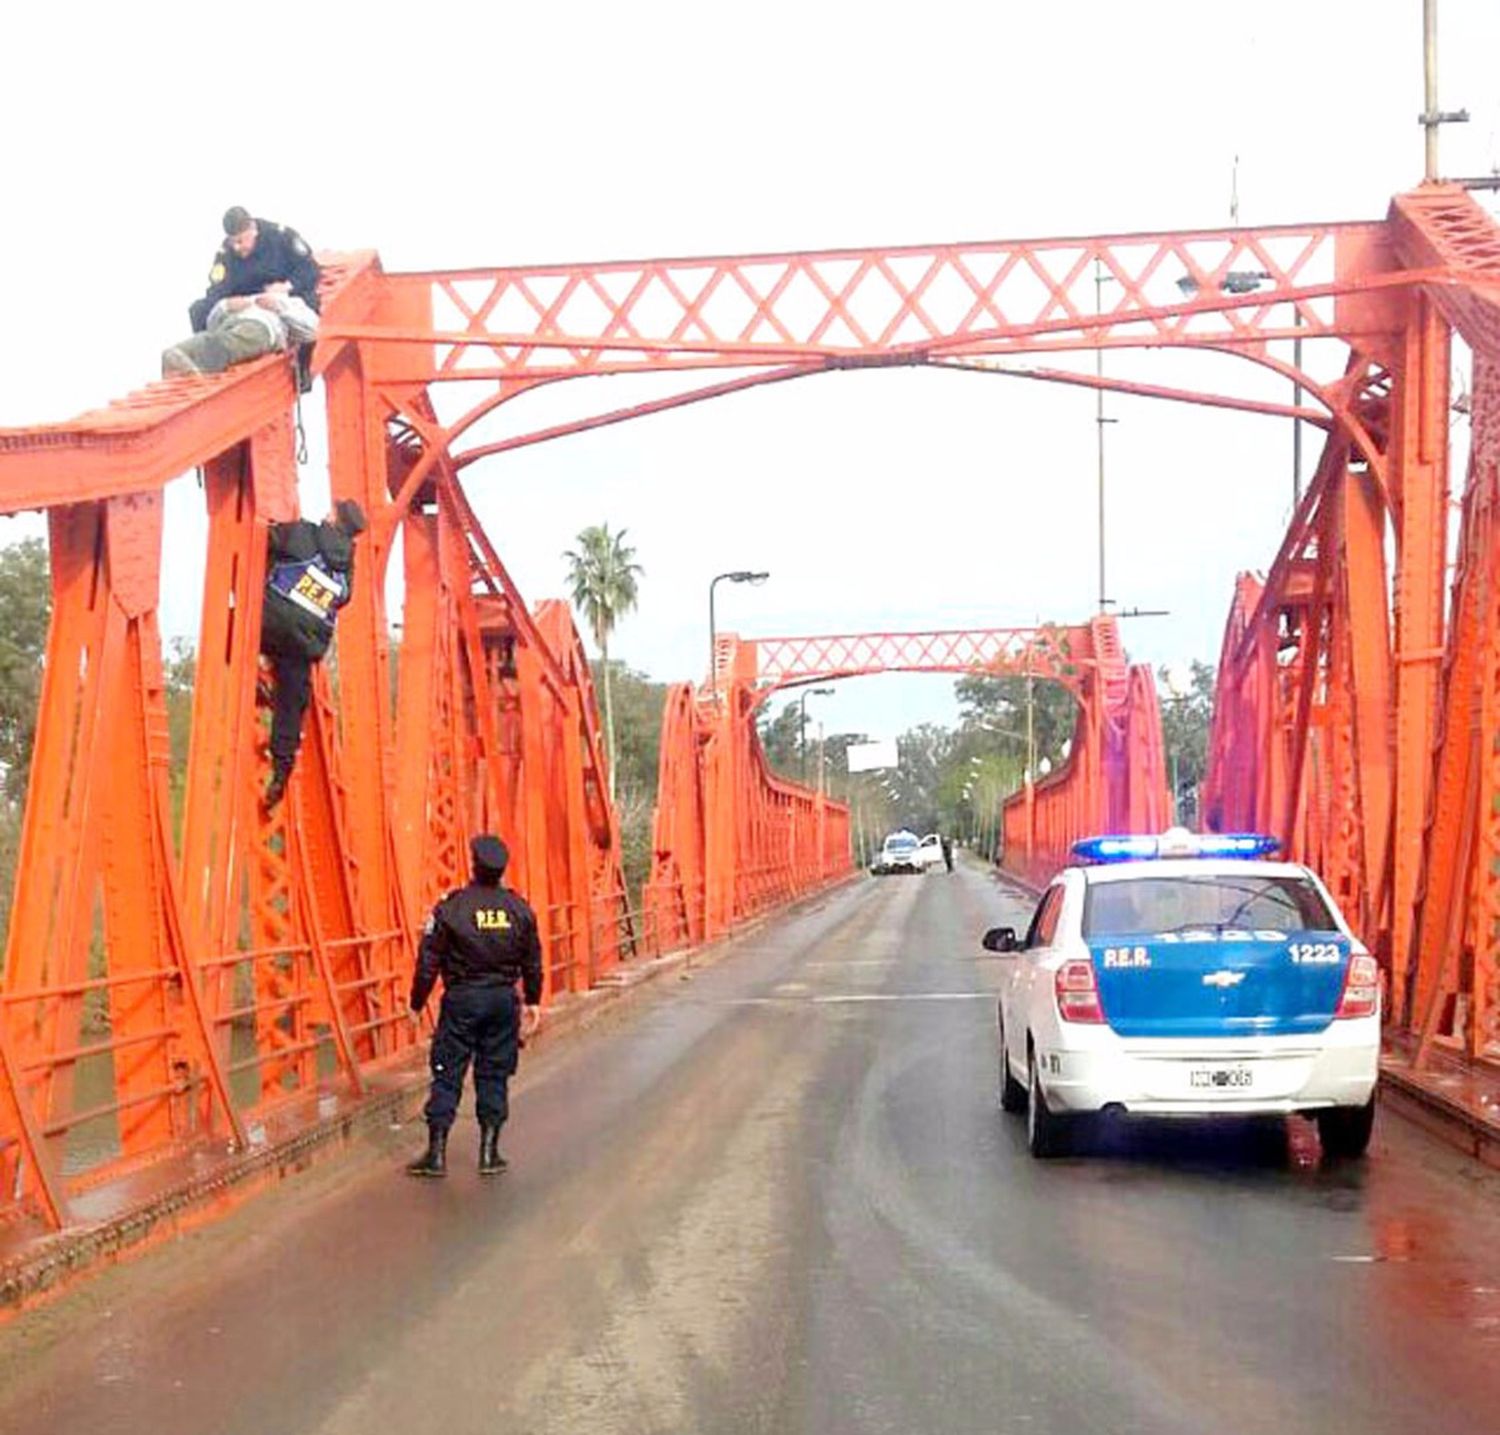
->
xmin=1202 ymin=969 xmax=1246 ymax=989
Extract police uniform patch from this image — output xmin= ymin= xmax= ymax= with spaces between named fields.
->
xmin=475 ymin=908 xmax=511 ymax=932
xmin=422 ymin=912 xmax=436 ymax=936
xmin=292 ymin=236 xmax=309 ymax=256
xmin=210 ymin=263 xmax=226 ymax=283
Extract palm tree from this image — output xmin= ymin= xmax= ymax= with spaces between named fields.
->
xmin=563 ymin=524 xmax=643 ymax=800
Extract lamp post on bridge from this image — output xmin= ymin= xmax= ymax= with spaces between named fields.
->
xmin=1094 ymin=259 xmax=1119 ymax=614
xmin=1175 ymin=268 xmax=1312 ymax=509
xmin=1160 ymin=662 xmax=1195 ymax=827
xmin=975 ymin=723 xmax=1029 ymax=865
xmin=708 ymin=569 xmax=770 ymax=705
xmin=799 ymin=687 xmax=835 ymax=782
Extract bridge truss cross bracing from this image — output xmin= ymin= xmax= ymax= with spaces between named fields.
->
xmin=0 ymin=184 xmax=1496 ymax=1238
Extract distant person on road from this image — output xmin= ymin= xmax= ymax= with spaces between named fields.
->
xmin=941 ymin=834 xmax=954 ymax=872
xmin=162 ymin=285 xmax=318 ymax=377
xmin=407 ymin=835 xmax=545 ymax=1179
xmin=258 ymin=500 xmax=366 ymax=809
xmin=190 ymin=207 xmax=321 ymax=333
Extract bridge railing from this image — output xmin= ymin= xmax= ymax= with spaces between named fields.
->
xmin=998 ymin=620 xmax=1169 ymax=890
xmin=646 ymin=680 xmax=854 ymax=945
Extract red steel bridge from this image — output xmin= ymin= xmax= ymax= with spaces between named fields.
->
xmin=0 ymin=182 xmax=1497 ymax=1240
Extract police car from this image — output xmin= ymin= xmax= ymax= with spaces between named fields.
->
xmin=871 ymin=830 xmax=925 ymax=876
xmin=983 ymin=829 xmax=1380 ymax=1159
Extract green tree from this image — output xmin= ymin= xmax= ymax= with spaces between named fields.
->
xmin=563 ymin=524 xmax=643 ymax=800
xmin=0 ymin=538 xmax=50 ymax=803
xmin=593 ymin=660 xmax=668 ymax=800
xmin=1159 ymin=661 xmax=1216 ymax=827
xmin=0 ymin=537 xmax=50 ymax=955
xmin=757 ymin=701 xmax=807 ymax=779
xmin=954 ymin=671 xmax=1077 ymax=770
xmin=164 ymin=639 xmax=197 ymax=839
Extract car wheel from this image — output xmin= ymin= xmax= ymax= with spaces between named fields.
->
xmin=1027 ymin=1047 xmax=1069 ymax=1158
xmin=1316 ymin=1096 xmax=1375 ymax=1159
xmin=998 ymin=1016 xmax=1027 ymax=1113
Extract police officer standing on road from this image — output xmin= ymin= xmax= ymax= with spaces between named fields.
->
xmin=406 ymin=835 xmax=544 ymax=1179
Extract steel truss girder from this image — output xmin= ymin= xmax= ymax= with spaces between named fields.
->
xmin=741 ymin=625 xmax=1096 ymax=700
xmin=1202 ymin=185 xmax=1500 ymax=1065
xmin=645 ymin=680 xmax=853 ymax=945
xmin=4 ymin=184 xmax=1500 ymax=1234
xmin=996 ymin=617 xmax=1169 ymax=888
xmin=341 ymin=219 xmax=1381 ymax=386
xmin=0 ymin=267 xmax=636 ymax=1233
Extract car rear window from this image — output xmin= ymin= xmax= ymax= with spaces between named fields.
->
xmin=1082 ymin=873 xmax=1337 ymax=937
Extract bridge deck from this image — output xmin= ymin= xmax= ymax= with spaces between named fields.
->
xmin=1 ymin=866 xmax=1496 ymax=1435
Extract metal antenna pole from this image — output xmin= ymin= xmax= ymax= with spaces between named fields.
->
xmin=1421 ymin=0 xmax=1469 ymax=181
xmin=1424 ymin=0 xmax=1440 ymax=181
xmin=708 ymin=574 xmax=721 ymax=706
xmin=1095 ymin=259 xmax=1107 ymax=613
xmin=1292 ymin=307 xmax=1304 ymax=508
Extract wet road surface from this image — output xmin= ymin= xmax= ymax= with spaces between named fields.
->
xmin=2 ymin=862 xmax=1498 ymax=1435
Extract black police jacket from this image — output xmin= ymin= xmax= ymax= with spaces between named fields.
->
xmin=411 ymin=881 xmax=544 ymax=1011
xmin=260 ymin=520 xmax=356 ymax=662
xmin=189 ymin=219 xmax=322 ymax=332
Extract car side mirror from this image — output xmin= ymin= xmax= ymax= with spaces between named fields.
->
xmin=981 ymin=926 xmax=1018 ymax=953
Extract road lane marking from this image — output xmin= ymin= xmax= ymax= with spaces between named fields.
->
xmin=703 ymin=993 xmax=992 ymax=1007
xmin=810 ymin=992 xmax=992 ymax=1004
xmin=801 ymin=960 xmax=897 ymax=968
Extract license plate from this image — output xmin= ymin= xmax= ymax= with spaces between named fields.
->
xmin=1189 ymin=1065 xmax=1253 ymax=1090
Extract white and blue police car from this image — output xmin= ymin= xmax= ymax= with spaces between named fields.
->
xmin=984 ymin=829 xmax=1380 ymax=1159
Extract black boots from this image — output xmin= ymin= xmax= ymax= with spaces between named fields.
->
xmin=478 ymin=1124 xmax=507 ymax=1176
xmin=263 ymin=759 xmax=293 ymax=811
xmin=407 ymin=1125 xmax=504 ymax=1177
xmin=405 ymin=1125 xmax=448 ymax=1178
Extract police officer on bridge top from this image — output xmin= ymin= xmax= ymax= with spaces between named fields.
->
xmin=407 ymin=834 xmax=544 ymax=1179
xmin=190 ymin=207 xmax=321 ymax=334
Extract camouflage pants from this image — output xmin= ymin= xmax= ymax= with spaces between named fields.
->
xmin=162 ymin=319 xmax=280 ymax=376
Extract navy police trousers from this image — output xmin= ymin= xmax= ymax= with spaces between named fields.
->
xmin=423 ymin=983 xmax=520 ymax=1133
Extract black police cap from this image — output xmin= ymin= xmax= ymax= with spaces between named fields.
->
xmin=470 ymin=834 xmax=508 ymax=873
xmin=222 ymin=206 xmax=253 ymax=236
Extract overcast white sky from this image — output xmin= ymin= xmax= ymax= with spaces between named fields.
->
xmin=3 ymin=0 xmax=1497 ymax=739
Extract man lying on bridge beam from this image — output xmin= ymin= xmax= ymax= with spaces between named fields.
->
xmin=407 ymin=835 xmax=545 ymax=1180
xmin=161 ymin=284 xmax=318 ymax=378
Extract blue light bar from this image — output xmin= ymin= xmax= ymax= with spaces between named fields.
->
xmin=1071 ymin=831 xmax=1281 ymax=862
xmin=1073 ymin=836 xmax=1161 ymax=862
xmin=1194 ymin=833 xmax=1281 ymax=858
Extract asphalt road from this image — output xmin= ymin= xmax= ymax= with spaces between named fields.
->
xmin=2 ymin=862 xmax=1498 ymax=1435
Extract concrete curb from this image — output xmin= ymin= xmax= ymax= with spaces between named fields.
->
xmin=1378 ymin=1055 xmax=1500 ymax=1170
xmin=0 ymin=873 xmax=862 ymax=1317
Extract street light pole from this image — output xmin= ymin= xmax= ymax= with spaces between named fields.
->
xmin=1292 ymin=307 xmax=1303 ymax=509
xmin=708 ymin=569 xmax=770 ymax=705
xmin=1094 ymin=259 xmax=1118 ymax=613
xmin=798 ymin=686 xmax=835 ymax=781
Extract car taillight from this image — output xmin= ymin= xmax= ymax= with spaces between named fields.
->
xmin=1055 ymin=959 xmax=1106 ymax=1024
xmin=1335 ymin=953 xmax=1380 ymax=1019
